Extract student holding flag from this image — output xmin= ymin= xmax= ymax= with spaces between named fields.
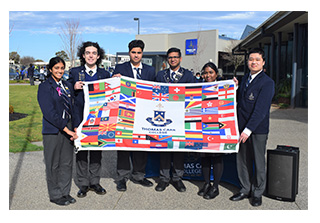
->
xmin=112 ymin=39 xmax=156 ymax=191
xmin=68 ymin=41 xmax=110 ymax=198
xmin=38 ymin=57 xmax=77 ymax=206
xmin=230 ymin=48 xmax=274 ymax=207
xmin=155 ymin=47 xmax=196 ymax=192
xmin=197 ymin=62 xmax=224 ymax=200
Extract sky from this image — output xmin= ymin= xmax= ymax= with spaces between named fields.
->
xmin=9 ymin=11 xmax=276 ymax=62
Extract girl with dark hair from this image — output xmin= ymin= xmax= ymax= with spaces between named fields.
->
xmin=197 ymin=62 xmax=224 ymax=200
xmin=38 ymin=56 xmax=77 ymax=206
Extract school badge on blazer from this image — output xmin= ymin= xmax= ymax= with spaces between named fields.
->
xmin=248 ymin=92 xmax=255 ymax=101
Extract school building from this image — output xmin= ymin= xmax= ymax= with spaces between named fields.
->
xmin=116 ymin=29 xmax=240 ymax=75
xmin=233 ymin=11 xmax=308 ymax=108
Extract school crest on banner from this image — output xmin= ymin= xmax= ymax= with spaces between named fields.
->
xmin=74 ymin=76 xmax=239 ymax=153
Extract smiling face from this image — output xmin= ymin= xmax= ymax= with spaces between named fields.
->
xmin=167 ymin=52 xmax=182 ymax=71
xmin=83 ymin=46 xmax=100 ymax=68
xmin=248 ymin=53 xmax=265 ymax=74
xmin=203 ymin=66 xmax=218 ymax=82
xmin=50 ymin=62 xmax=65 ymax=82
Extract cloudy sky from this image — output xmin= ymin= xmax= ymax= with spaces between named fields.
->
xmin=9 ymin=11 xmax=275 ymax=62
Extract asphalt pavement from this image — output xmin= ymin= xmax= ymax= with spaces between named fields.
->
xmin=9 ymin=107 xmax=309 ymax=213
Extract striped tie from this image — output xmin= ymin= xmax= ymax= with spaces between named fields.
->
xmin=246 ymin=75 xmax=252 ymax=88
xmin=134 ymin=67 xmax=141 ymax=79
xmin=59 ymin=83 xmax=71 ymax=119
xmin=170 ymin=72 xmax=176 ymax=82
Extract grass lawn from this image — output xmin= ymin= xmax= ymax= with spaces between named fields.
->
xmin=9 ymin=85 xmax=43 ymax=153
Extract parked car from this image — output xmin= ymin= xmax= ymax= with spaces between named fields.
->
xmin=33 ymin=70 xmax=46 ymax=82
xmin=9 ymin=68 xmax=19 ymax=80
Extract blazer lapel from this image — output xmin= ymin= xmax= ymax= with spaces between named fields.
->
xmin=126 ymin=62 xmax=134 ymax=78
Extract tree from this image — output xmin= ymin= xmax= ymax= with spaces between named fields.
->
xmin=9 ymin=51 xmax=20 ymax=64
xmin=55 ymin=50 xmax=69 ymax=61
xmin=59 ymin=19 xmax=81 ymax=68
xmin=20 ymin=56 xmax=35 ymax=66
xmin=222 ymin=40 xmax=244 ymax=76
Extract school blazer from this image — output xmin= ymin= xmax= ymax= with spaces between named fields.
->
xmin=156 ymin=67 xmax=196 ymax=83
xmin=68 ymin=66 xmax=110 ymax=127
xmin=38 ymin=75 xmax=74 ymax=134
xmin=237 ymin=71 xmax=275 ymax=134
xmin=113 ymin=61 xmax=156 ymax=81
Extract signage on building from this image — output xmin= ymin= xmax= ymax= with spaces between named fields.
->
xmin=185 ymin=39 xmax=198 ymax=55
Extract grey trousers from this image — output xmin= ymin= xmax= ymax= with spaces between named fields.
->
xmin=43 ymin=127 xmax=74 ymax=200
xmin=159 ymin=152 xmax=185 ymax=182
xmin=237 ymin=134 xmax=268 ymax=197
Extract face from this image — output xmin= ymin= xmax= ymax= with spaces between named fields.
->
xmin=50 ymin=62 xmax=65 ymax=82
xmin=83 ymin=46 xmax=100 ymax=67
xmin=167 ymin=52 xmax=182 ymax=70
xmin=203 ymin=66 xmax=218 ymax=82
xmin=248 ymin=53 xmax=265 ymax=74
xmin=129 ymin=47 xmax=143 ymax=65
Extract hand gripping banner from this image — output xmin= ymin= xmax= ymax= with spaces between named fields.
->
xmin=74 ymin=76 xmax=239 ymax=153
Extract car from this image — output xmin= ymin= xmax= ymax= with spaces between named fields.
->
xmin=9 ymin=68 xmax=19 ymax=80
xmin=33 ymin=70 xmax=46 ymax=82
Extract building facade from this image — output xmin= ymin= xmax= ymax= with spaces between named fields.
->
xmin=117 ymin=29 xmax=240 ymax=75
xmin=233 ymin=11 xmax=308 ymax=108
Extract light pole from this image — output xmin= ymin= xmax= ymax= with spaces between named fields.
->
xmin=133 ymin=17 xmax=140 ymax=35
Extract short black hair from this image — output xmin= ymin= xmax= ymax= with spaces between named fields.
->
xmin=248 ymin=48 xmax=265 ymax=61
xmin=77 ymin=41 xmax=105 ymax=66
xmin=166 ymin=47 xmax=181 ymax=58
xmin=128 ymin=39 xmax=145 ymax=52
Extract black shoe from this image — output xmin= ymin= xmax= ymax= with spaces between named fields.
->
xmin=50 ymin=197 xmax=70 ymax=206
xmin=116 ymin=179 xmax=127 ymax=191
xmin=171 ymin=180 xmax=186 ymax=192
xmin=89 ymin=184 xmax=106 ymax=195
xmin=197 ymin=183 xmax=211 ymax=196
xmin=251 ymin=197 xmax=262 ymax=207
xmin=64 ymin=195 xmax=76 ymax=204
xmin=155 ymin=181 xmax=169 ymax=192
xmin=131 ymin=178 xmax=154 ymax=187
xmin=229 ymin=192 xmax=250 ymax=201
xmin=203 ymin=186 xmax=219 ymax=200
xmin=77 ymin=186 xmax=89 ymax=198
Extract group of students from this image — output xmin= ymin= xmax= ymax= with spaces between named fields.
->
xmin=37 ymin=39 xmax=274 ymax=207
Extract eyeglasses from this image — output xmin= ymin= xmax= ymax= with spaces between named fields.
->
xmin=167 ymin=56 xmax=180 ymax=60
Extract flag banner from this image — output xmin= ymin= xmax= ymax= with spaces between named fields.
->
xmin=74 ymin=76 xmax=239 ymax=153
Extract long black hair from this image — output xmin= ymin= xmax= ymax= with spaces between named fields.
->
xmin=77 ymin=41 xmax=105 ymax=66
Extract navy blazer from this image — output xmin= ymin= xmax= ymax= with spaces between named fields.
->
xmin=113 ymin=61 xmax=156 ymax=81
xmin=156 ymin=67 xmax=196 ymax=83
xmin=38 ymin=75 xmax=74 ymax=134
xmin=68 ymin=66 xmax=110 ymax=127
xmin=237 ymin=71 xmax=275 ymax=134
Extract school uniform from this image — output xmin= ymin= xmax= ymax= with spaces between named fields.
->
xmin=113 ymin=61 xmax=156 ymax=186
xmin=68 ymin=65 xmax=110 ymax=191
xmin=37 ymin=75 xmax=74 ymax=202
xmin=155 ymin=67 xmax=196 ymax=189
xmin=235 ymin=70 xmax=274 ymax=199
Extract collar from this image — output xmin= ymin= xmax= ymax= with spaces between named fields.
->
xmin=170 ymin=66 xmax=181 ymax=74
xmin=85 ymin=64 xmax=97 ymax=75
xmin=130 ymin=62 xmax=143 ymax=70
xmin=249 ymin=69 xmax=263 ymax=82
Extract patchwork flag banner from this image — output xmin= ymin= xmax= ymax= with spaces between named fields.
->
xmin=74 ymin=76 xmax=239 ymax=153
